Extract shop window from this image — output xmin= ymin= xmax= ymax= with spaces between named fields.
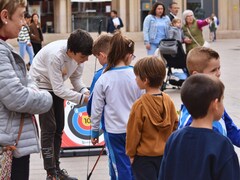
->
xmin=72 ymin=2 xmax=111 ymax=32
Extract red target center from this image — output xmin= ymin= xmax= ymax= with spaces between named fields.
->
xmin=78 ymin=112 xmax=91 ymax=130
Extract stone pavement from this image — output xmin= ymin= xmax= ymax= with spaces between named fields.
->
xmin=10 ymin=38 xmax=240 ymax=179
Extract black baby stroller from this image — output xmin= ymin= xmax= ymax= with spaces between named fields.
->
xmin=159 ymin=39 xmax=188 ymax=90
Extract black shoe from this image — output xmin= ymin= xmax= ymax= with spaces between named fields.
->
xmin=46 ymin=174 xmax=59 ymax=180
xmin=57 ymin=169 xmax=78 ymax=180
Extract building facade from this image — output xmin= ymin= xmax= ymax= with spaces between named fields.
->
xmin=27 ymin=0 xmax=240 ymax=33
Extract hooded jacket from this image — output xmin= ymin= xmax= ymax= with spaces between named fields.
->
xmin=0 ymin=40 xmax=52 ymax=157
xmin=126 ymin=93 xmax=178 ymax=158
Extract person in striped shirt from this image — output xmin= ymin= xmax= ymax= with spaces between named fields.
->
xmin=18 ymin=12 xmax=34 ymax=68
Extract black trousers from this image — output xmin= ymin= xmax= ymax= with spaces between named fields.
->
xmin=11 ymin=155 xmax=30 ymax=180
xmin=132 ymin=155 xmax=163 ymax=180
xmin=39 ymin=92 xmax=64 ymax=175
xmin=31 ymin=42 xmax=42 ymax=56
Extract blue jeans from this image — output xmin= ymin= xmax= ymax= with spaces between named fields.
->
xmin=147 ymin=43 xmax=159 ymax=55
xmin=18 ymin=42 xmax=34 ymax=64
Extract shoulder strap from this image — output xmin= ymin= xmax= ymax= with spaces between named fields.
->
xmin=15 ymin=114 xmax=24 ymax=146
xmin=186 ymin=28 xmax=201 ymax=47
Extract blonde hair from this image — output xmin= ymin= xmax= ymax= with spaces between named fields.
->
xmin=187 ymin=47 xmax=220 ymax=75
xmin=0 ymin=0 xmax=26 ymax=28
xmin=171 ymin=18 xmax=181 ymax=26
xmin=182 ymin=9 xmax=195 ymax=25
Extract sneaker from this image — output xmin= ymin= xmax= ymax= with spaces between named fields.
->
xmin=57 ymin=169 xmax=78 ymax=180
xmin=46 ymin=174 xmax=59 ymax=180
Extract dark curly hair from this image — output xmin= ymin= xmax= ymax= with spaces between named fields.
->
xmin=149 ymin=2 xmax=166 ymax=17
xmin=67 ymin=29 xmax=93 ymax=56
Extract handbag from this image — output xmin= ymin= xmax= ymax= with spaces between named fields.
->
xmin=159 ymin=39 xmax=178 ymax=55
xmin=0 ymin=114 xmax=24 ymax=180
xmin=186 ymin=28 xmax=210 ymax=48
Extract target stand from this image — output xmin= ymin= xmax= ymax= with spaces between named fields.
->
xmin=60 ymin=100 xmax=105 ymax=157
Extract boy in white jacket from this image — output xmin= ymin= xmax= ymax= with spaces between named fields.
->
xmin=29 ymin=29 xmax=93 ymax=180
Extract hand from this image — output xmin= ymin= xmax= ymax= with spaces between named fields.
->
xmin=130 ymin=157 xmax=134 ymax=164
xmin=27 ymin=42 xmax=32 ymax=46
xmin=205 ymin=17 xmax=211 ymax=24
xmin=84 ymin=91 xmax=90 ymax=96
xmin=91 ymin=137 xmax=99 ymax=145
xmin=114 ymin=23 xmax=118 ymax=28
xmin=145 ymin=43 xmax=151 ymax=50
xmin=184 ymin=38 xmax=192 ymax=44
xmin=84 ymin=95 xmax=89 ymax=103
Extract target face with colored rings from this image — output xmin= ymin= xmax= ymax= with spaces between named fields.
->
xmin=62 ymin=100 xmax=104 ymax=147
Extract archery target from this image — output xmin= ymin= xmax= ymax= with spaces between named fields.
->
xmin=62 ymin=100 xmax=104 ymax=148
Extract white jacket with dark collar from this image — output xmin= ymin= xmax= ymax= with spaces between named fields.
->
xmin=29 ymin=40 xmax=88 ymax=105
xmin=0 ymin=40 xmax=52 ymax=157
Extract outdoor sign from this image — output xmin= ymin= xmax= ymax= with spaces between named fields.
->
xmin=61 ymin=100 xmax=104 ymax=148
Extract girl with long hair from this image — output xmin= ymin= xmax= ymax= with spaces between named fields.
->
xmin=91 ymin=32 xmax=142 ymax=180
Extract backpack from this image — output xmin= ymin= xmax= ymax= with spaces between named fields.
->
xmin=216 ymin=19 xmax=220 ymax=26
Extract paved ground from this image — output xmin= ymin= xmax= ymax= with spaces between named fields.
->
xmin=11 ymin=38 xmax=240 ymax=179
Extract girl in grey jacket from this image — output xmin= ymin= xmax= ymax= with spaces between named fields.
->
xmin=0 ymin=1 xmax=52 ymax=179
xmin=168 ymin=18 xmax=186 ymax=42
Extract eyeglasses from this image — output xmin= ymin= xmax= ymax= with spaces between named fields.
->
xmin=131 ymin=54 xmax=136 ymax=60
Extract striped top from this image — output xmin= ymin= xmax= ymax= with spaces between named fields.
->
xmin=18 ymin=25 xmax=30 ymax=43
xmin=178 ymin=104 xmax=227 ymax=136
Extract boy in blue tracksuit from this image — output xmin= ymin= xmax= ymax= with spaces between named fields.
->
xmin=87 ymin=34 xmax=119 ymax=178
xmin=87 ymin=34 xmax=111 ymax=116
xmin=178 ymin=47 xmax=240 ymax=147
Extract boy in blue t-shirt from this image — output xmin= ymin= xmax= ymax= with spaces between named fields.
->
xmin=178 ymin=47 xmax=240 ymax=147
xmin=87 ymin=34 xmax=111 ymax=116
xmin=159 ymin=74 xmax=240 ymax=180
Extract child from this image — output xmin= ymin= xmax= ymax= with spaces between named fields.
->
xmin=178 ymin=47 xmax=240 ymax=147
xmin=90 ymin=32 xmax=142 ymax=180
xmin=159 ymin=74 xmax=240 ymax=180
xmin=209 ymin=17 xmax=216 ymax=42
xmin=168 ymin=18 xmax=185 ymax=42
xmin=29 ymin=29 xmax=93 ymax=180
xmin=87 ymin=33 xmax=111 ymax=116
xmin=126 ymin=57 xmax=178 ymax=180
xmin=89 ymin=33 xmax=112 ymax=93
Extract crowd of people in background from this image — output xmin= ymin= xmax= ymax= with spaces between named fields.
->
xmin=0 ymin=1 xmax=238 ymax=180
xmin=143 ymin=2 xmax=219 ymax=55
